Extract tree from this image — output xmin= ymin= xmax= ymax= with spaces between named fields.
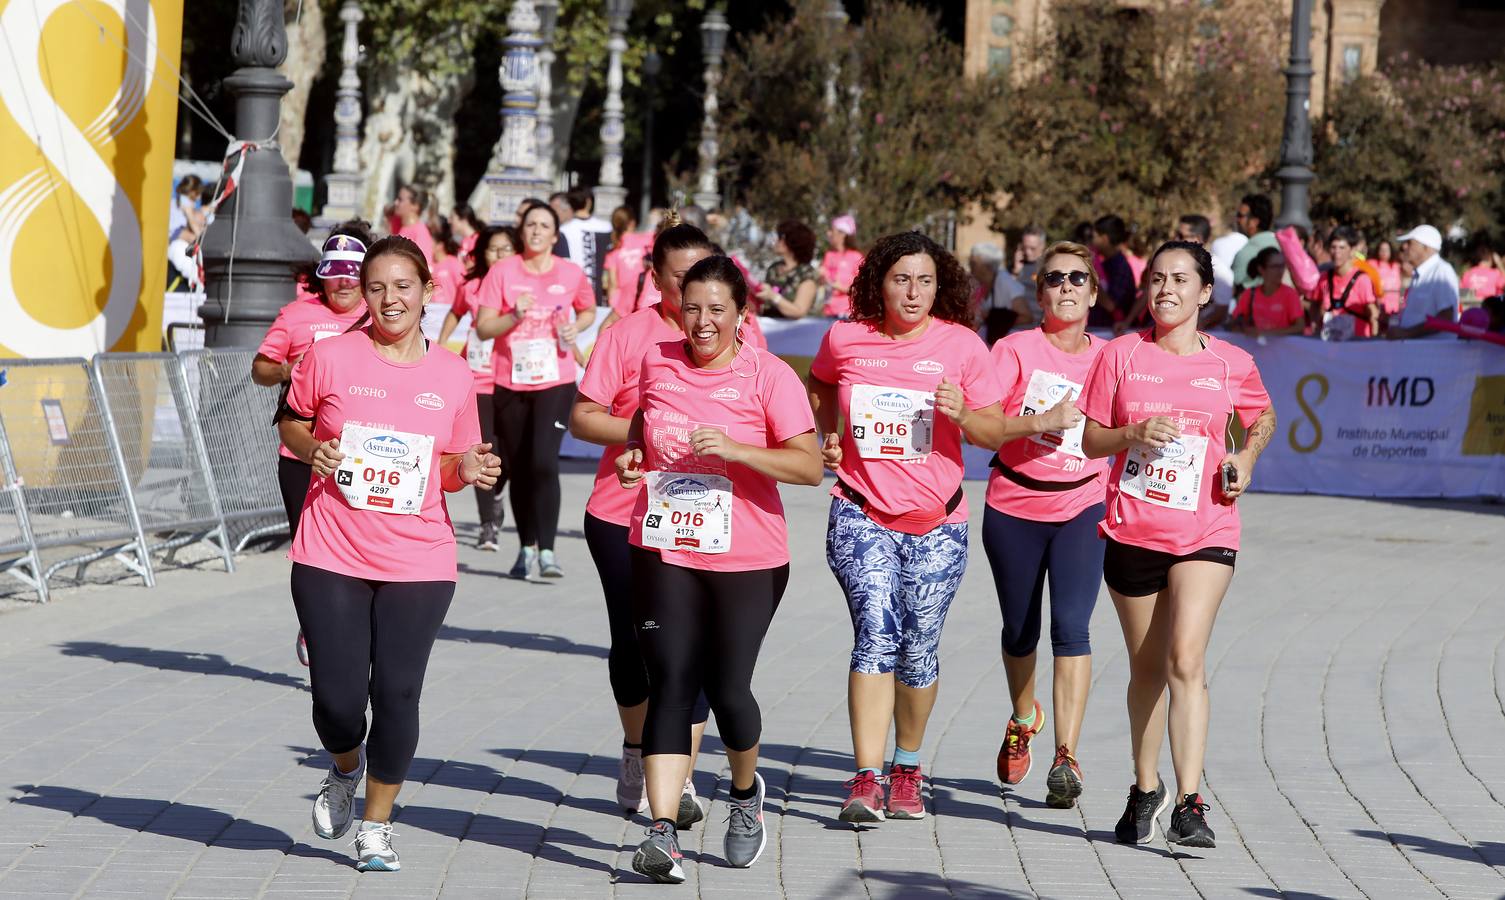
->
xmin=278 ymin=0 xmax=326 ymax=172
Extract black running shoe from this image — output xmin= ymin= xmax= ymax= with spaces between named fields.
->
xmin=1114 ymin=779 xmax=1170 ymax=844
xmin=1167 ymin=793 xmax=1216 ymax=848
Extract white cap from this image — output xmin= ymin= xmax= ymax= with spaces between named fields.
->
xmin=1396 ymin=224 xmax=1442 ymax=251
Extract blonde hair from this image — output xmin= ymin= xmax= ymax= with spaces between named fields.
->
xmin=1034 ymin=241 xmax=1100 ymax=302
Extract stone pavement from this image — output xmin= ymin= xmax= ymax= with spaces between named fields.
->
xmin=0 ymin=472 xmax=1502 ymax=899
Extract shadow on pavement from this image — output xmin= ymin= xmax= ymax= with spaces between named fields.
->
xmin=55 ymin=641 xmax=307 ymax=690
xmin=394 ymin=805 xmax=617 ymax=875
xmin=847 ymin=870 xmax=1031 ymax=898
xmin=1352 ymin=828 xmax=1505 ymax=867
xmin=437 ymin=626 xmax=608 ymax=658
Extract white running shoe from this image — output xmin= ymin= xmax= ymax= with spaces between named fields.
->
xmin=353 ymin=821 xmax=400 ymax=872
xmin=295 ymin=630 xmax=309 ymax=667
xmin=618 ymin=746 xmax=648 ymax=814
xmin=312 ymin=749 xmax=364 ymax=840
xmin=676 ymin=777 xmax=707 ymax=829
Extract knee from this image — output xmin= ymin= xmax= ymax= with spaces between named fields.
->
xmin=1049 ymin=621 xmax=1092 ymax=657
xmin=895 ymin=643 xmax=940 ymax=689
xmin=1166 ymin=644 xmax=1206 ymax=686
xmin=1001 ymin=616 xmax=1040 ymax=658
xmin=849 ymin=625 xmax=899 ymax=676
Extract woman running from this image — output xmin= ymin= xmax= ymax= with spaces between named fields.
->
xmin=438 ymin=226 xmax=521 ymax=550
xmin=819 ymin=214 xmax=864 ymax=318
xmin=809 ymin=231 xmax=1006 ymax=823
xmin=392 ymin=184 xmax=434 ymax=266
xmin=277 ymin=235 xmax=501 ymax=872
xmin=1079 ymin=239 xmax=1275 ymax=849
xmin=983 ymin=241 xmax=1109 ymax=808
xmin=475 ymin=199 xmax=596 ymax=579
xmin=570 ymin=218 xmax=718 ymax=825
xmin=616 ymin=256 xmax=822 ymax=883
xmin=254 ymin=222 xmax=373 ymax=666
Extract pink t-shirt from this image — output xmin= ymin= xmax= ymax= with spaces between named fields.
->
xmin=397 ymin=221 xmax=435 ymax=267
xmin=431 ymin=254 xmax=465 ymax=309
xmin=605 ymin=232 xmax=654 ymax=317
xmin=810 ymin=319 xmax=1005 ymax=524
xmin=258 ymin=299 xmax=368 ymax=461
xmin=628 ymin=341 xmax=817 ymax=572
xmin=477 ymin=254 xmax=595 ymax=391
xmin=1316 ymin=267 xmax=1379 ymax=338
xmin=1461 ymin=265 xmax=1505 ymax=299
xmin=1125 ymin=251 xmax=1147 ymax=289
xmin=987 ymin=329 xmax=1109 ymax=522
xmin=459 ymin=231 xmax=478 ymax=263
xmin=1078 ymin=331 xmax=1271 ymax=555
xmin=449 ymin=277 xmax=495 ymax=395
xmin=579 ymin=307 xmax=682 ymax=526
xmin=1234 ymin=284 xmax=1305 ymax=331
xmin=820 ymin=249 xmax=864 ymax=318
xmin=285 ymin=329 xmax=482 ymax=582
xmin=1374 ymin=260 xmax=1403 ymax=314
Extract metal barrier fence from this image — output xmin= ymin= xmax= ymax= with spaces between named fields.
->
xmin=0 ymin=350 xmax=290 ymax=602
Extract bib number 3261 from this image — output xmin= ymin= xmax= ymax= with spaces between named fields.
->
xmin=849 ymin=384 xmax=934 ymax=460
xmin=333 ymin=423 xmax=435 ymax=515
xmin=641 ymin=471 xmax=732 ymax=554
xmin=1120 ymin=434 xmax=1208 ymax=511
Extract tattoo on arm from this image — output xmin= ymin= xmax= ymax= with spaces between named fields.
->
xmin=1245 ymin=407 xmax=1276 ymax=456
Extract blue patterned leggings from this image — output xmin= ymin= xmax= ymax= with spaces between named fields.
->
xmin=826 ymin=497 xmax=969 ymax=688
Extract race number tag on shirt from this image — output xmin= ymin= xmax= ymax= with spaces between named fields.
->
xmin=333 ymin=423 xmax=434 ymax=515
xmin=1021 ymin=369 xmax=1086 ymax=458
xmin=510 ymin=336 xmax=560 ymax=384
xmin=641 ymin=471 xmax=733 ymax=554
xmin=849 ymin=384 xmax=934 ymax=460
xmin=466 ymin=330 xmax=494 ymax=373
xmin=1120 ymin=433 xmax=1208 ymax=511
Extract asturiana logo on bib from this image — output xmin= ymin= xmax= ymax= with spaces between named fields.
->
xmin=1190 ymin=377 xmax=1222 ymax=391
xmin=871 ymin=391 xmax=914 ymax=414
xmin=414 ymin=392 xmax=445 ymax=410
xmin=1128 ymin=373 xmax=1164 ymax=384
xmin=664 ymin=477 xmax=709 ymax=500
xmin=710 ymin=387 xmax=740 ymax=401
xmin=1159 ymin=439 xmax=1188 ymax=459
xmin=913 ymin=360 xmax=944 ymax=375
xmin=364 ymin=435 xmax=409 ymax=458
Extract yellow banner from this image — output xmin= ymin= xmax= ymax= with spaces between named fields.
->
xmin=0 ymin=0 xmax=185 ymax=358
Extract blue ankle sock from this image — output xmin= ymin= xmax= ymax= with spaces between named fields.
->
xmin=892 ymin=746 xmax=920 ymax=768
xmin=858 ymin=766 xmax=882 ymax=777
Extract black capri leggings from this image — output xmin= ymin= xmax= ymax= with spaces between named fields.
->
xmin=494 ymin=382 xmax=576 ymax=550
xmin=982 ymin=503 xmax=1106 ymax=659
xmin=474 ymin=392 xmax=506 ymax=527
xmin=291 ymin=564 xmax=453 ymax=784
xmin=585 ymin=514 xmax=709 ymax=722
xmin=277 ymin=456 xmax=312 ymax=540
xmin=630 ymin=547 xmax=787 ymax=757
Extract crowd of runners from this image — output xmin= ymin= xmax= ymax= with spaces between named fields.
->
xmin=252 ymin=208 xmax=1275 ymax=877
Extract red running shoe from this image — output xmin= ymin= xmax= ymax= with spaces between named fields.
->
xmin=997 ymin=699 xmax=1045 ymax=785
xmin=885 ymin=764 xmax=926 ymax=820
xmin=1045 ymin=745 xmax=1084 ymax=808
xmin=839 ymin=770 xmax=885 ymax=824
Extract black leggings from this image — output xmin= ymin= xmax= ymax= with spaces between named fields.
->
xmin=630 ymin=547 xmax=787 ymax=756
xmin=290 ymin=564 xmax=453 ymax=784
xmin=277 ymin=456 xmax=312 ymax=540
xmin=474 ymin=392 xmax=506 ymax=527
xmin=494 ymin=382 xmax=576 ymax=549
xmin=585 ymin=514 xmax=709 ymax=722
xmin=983 ymin=503 xmax=1105 ymax=658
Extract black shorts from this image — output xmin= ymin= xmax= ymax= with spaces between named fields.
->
xmin=1102 ymin=538 xmax=1236 ymax=597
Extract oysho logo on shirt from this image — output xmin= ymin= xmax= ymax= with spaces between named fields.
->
xmin=853 ymin=358 xmax=888 ymax=368
xmin=913 ymin=360 xmax=944 ymax=375
xmin=1190 ymin=377 xmax=1222 ymax=391
xmin=654 ymin=381 xmax=687 ymax=393
xmin=414 ymin=391 xmax=445 ymax=410
xmin=1128 ymin=373 xmax=1164 ymax=384
xmin=710 ymin=387 xmax=740 ymax=401
xmin=347 ymin=386 xmax=388 ymax=398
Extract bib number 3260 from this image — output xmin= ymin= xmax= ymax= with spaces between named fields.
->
xmin=333 ymin=423 xmax=435 ymax=515
xmin=1119 ymin=434 xmax=1207 ymax=511
xmin=641 ymin=471 xmax=733 ymax=554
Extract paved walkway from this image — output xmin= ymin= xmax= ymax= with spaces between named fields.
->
xmin=0 ymin=474 xmax=1502 ymax=899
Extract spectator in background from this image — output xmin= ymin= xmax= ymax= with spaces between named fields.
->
xmin=291 ymin=208 xmax=313 ymax=235
xmin=1013 ymin=225 xmax=1047 ymax=288
xmin=1460 ymin=239 xmax=1505 ymax=304
xmin=1230 ymin=194 xmax=1278 ymax=292
xmin=820 ymin=215 xmax=864 ymax=318
xmin=969 ymin=241 xmax=1023 ymax=343
xmin=169 ymin=175 xmax=207 ymax=242
xmin=1314 ymin=226 xmax=1380 ymax=339
xmin=1119 ymin=215 xmax=1233 ymax=331
xmin=1372 ymin=239 xmax=1404 ymax=317
xmin=1230 ymin=247 xmax=1304 ymax=337
xmin=557 ymin=189 xmax=613 ymax=305
xmin=392 ymin=184 xmax=434 ymax=267
xmin=1124 ymin=230 xmax=1149 ymax=289
xmin=429 ymin=223 xmax=465 ymax=311
xmin=1208 ymin=212 xmax=1248 ymax=276
xmin=1091 ymin=214 xmax=1134 ymax=327
xmin=757 ymin=219 xmax=820 ymax=319
xmin=1389 ymin=225 xmax=1460 ymax=339
xmin=601 ymin=205 xmax=653 ymax=318
xmin=449 ymin=205 xmax=485 ymax=261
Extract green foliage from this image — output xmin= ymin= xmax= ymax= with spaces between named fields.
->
xmin=1313 ymin=57 xmax=1505 ymax=238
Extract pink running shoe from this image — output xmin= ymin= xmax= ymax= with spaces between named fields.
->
xmin=838 ymin=770 xmax=885 ymax=824
xmin=885 ymin=764 xmax=926 ymax=820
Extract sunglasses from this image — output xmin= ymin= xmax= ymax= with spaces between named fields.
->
xmin=1042 ymin=270 xmax=1090 ymax=288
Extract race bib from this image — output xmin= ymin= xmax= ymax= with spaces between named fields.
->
xmin=850 ymin=384 xmax=934 ymax=460
xmin=641 ymin=471 xmax=732 ymax=554
xmin=333 ymin=423 xmax=435 ymax=515
xmin=466 ymin=329 xmax=494 ymax=373
xmin=1119 ymin=434 xmax=1207 ymax=511
xmin=1021 ymin=369 xmax=1085 ymax=458
xmin=510 ymin=336 xmax=560 ymax=385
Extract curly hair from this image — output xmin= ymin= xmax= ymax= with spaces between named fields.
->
xmin=847 ymin=231 xmax=973 ymax=326
xmin=775 ymin=219 xmax=817 ymax=265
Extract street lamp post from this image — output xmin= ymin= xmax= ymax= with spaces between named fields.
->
xmin=639 ymin=50 xmax=661 ymax=223
xmin=692 ymin=9 xmax=729 ymax=211
xmin=1274 ymin=0 xmax=1315 ymax=231
xmin=477 ymin=0 xmax=549 ymax=225
xmin=199 ymin=0 xmax=319 ymax=348
xmin=318 ymin=0 xmax=364 ymax=225
xmin=533 ymin=0 xmax=560 ymax=189
xmin=596 ymin=0 xmax=634 ymax=213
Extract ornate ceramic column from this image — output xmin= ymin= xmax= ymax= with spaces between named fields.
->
xmin=533 ymin=0 xmax=560 ymax=188
xmin=477 ymin=0 xmax=549 ymax=225
xmin=318 ymin=0 xmax=364 ymax=224
xmin=692 ymin=8 xmax=729 ymax=211
xmin=595 ymin=0 xmax=633 ymax=213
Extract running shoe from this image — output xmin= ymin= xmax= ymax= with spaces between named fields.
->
xmin=676 ymin=778 xmax=707 ymax=829
xmin=1114 ymin=779 xmax=1170 ymax=845
xmin=353 ymin=821 xmax=400 ymax=872
xmin=312 ymin=750 xmax=364 ymax=840
xmin=885 ymin=763 xmax=926 ymax=820
xmin=295 ymin=629 xmax=309 ymax=667
xmin=539 ymin=548 xmax=563 ymax=578
xmin=508 ymin=546 xmax=537 ymax=580
xmin=632 ymin=821 xmax=685 ymax=884
xmin=618 ymin=746 xmax=647 ymax=815
xmin=477 ymin=522 xmax=498 ymax=551
xmin=1045 ymin=745 xmax=1084 ymax=809
xmin=723 ymin=772 xmax=766 ymax=868
xmin=997 ymin=699 xmax=1046 ymax=785
xmin=1168 ymin=793 xmax=1217 ymax=848
xmin=838 ymin=770 xmax=885 ymax=824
